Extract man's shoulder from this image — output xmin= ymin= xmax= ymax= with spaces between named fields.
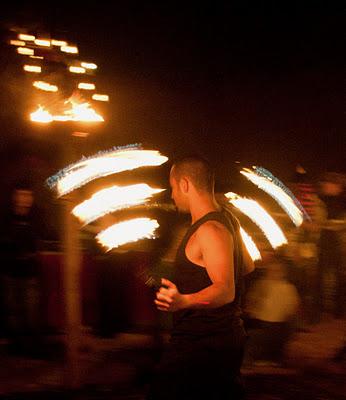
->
xmin=196 ymin=220 xmax=233 ymax=242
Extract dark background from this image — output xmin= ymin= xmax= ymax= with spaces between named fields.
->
xmin=0 ymin=2 xmax=344 ymax=192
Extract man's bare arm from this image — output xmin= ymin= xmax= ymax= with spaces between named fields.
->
xmin=155 ymin=222 xmax=235 ymax=311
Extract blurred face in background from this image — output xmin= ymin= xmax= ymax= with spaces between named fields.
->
xmin=320 ymin=181 xmax=343 ymax=196
xmin=13 ymin=189 xmax=34 ymax=215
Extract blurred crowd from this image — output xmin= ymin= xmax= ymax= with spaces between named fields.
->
xmin=0 ymin=167 xmax=345 ymax=369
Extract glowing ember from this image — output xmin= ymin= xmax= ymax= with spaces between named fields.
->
xmin=50 ymin=148 xmax=168 ymax=197
xmin=72 ymin=184 xmax=165 ymax=225
xmin=17 ymin=47 xmax=34 ymax=55
xmin=92 ymin=94 xmax=109 ymax=102
xmin=225 ymin=192 xmax=287 ymax=249
xmin=34 ymin=39 xmax=50 ymax=47
xmin=96 ymin=218 xmax=159 ymax=251
xmin=18 ymin=34 xmax=35 ymax=41
xmin=239 ymin=227 xmax=261 ymax=261
xmin=33 ymin=81 xmax=58 ymax=92
xmin=241 ymin=168 xmax=304 ymax=227
xmin=61 ymin=45 xmax=78 ymax=54
xmin=69 ymin=66 xmax=86 ymax=74
xmin=81 ymin=62 xmax=97 ymax=70
xmin=51 ymin=39 xmax=67 ymax=47
xmin=78 ymin=83 xmax=96 ymax=90
xmin=24 ymin=65 xmax=41 ymax=73
xmin=30 ymin=55 xmax=44 ymax=59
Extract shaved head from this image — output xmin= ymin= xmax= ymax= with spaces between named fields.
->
xmin=171 ymin=156 xmax=215 ymax=194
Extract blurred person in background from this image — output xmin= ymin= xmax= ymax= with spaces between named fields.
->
xmin=317 ymin=172 xmax=346 ymax=319
xmin=243 ymin=259 xmax=300 ymax=367
xmin=0 ymin=179 xmax=43 ymax=357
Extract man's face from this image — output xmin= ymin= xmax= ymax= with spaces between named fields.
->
xmin=169 ymin=168 xmax=189 ymax=213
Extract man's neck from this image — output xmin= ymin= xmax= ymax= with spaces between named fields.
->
xmin=190 ymin=198 xmax=220 ymax=224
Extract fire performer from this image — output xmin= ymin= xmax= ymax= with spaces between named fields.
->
xmin=147 ymin=156 xmax=255 ymax=400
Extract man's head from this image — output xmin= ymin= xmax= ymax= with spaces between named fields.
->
xmin=169 ymin=156 xmax=215 ymax=212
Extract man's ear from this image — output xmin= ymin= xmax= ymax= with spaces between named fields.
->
xmin=180 ymin=177 xmax=189 ymax=194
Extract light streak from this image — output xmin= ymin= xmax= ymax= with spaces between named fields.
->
xmin=92 ymin=94 xmax=109 ymax=102
xmin=17 ymin=47 xmax=34 ymax=55
xmin=96 ymin=218 xmax=159 ymax=251
xmin=18 ymin=34 xmax=35 ymax=41
xmin=10 ymin=40 xmax=25 ymax=46
xmin=253 ymin=166 xmax=310 ymax=221
xmin=23 ymin=65 xmax=41 ymax=73
xmin=72 ymin=184 xmax=165 ymax=225
xmin=78 ymin=83 xmax=96 ymax=90
xmin=225 ymin=192 xmax=287 ymax=249
xmin=51 ymin=39 xmax=67 ymax=47
xmin=33 ymin=81 xmax=58 ymax=92
xmin=81 ymin=62 xmax=97 ymax=70
xmin=47 ymin=146 xmax=168 ymax=197
xmin=69 ymin=66 xmax=86 ymax=74
xmin=34 ymin=39 xmax=51 ymax=47
xmin=61 ymin=45 xmax=78 ymax=54
xmin=239 ymin=226 xmax=261 ymax=261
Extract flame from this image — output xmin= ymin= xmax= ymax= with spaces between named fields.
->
xmin=30 ymin=101 xmax=103 ymax=124
xmin=225 ymin=192 xmax=287 ymax=249
xmin=53 ymin=148 xmax=168 ymax=197
xmin=241 ymin=168 xmax=304 ymax=226
xmin=30 ymin=55 xmax=44 ymax=59
xmin=18 ymin=34 xmax=35 ymax=41
xmin=239 ymin=227 xmax=261 ymax=261
xmin=72 ymin=184 xmax=165 ymax=224
xmin=92 ymin=94 xmax=109 ymax=102
xmin=96 ymin=218 xmax=159 ymax=251
xmin=61 ymin=45 xmax=78 ymax=54
xmin=18 ymin=47 xmax=34 ymax=55
xmin=33 ymin=81 xmax=58 ymax=92
xmin=30 ymin=106 xmax=53 ymax=123
xmin=24 ymin=65 xmax=41 ymax=73
xmin=78 ymin=83 xmax=96 ymax=90
xmin=81 ymin=62 xmax=97 ymax=70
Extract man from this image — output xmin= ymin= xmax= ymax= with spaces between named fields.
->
xmin=147 ymin=156 xmax=254 ymax=400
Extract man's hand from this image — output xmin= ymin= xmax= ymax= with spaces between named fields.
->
xmin=154 ymin=278 xmax=187 ymax=312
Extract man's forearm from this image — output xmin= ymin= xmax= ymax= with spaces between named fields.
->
xmin=183 ymin=283 xmax=235 ymax=309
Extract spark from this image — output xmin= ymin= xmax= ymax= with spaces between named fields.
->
xmin=48 ymin=147 xmax=168 ymax=197
xmin=241 ymin=167 xmax=305 ymax=226
xmin=225 ymin=192 xmax=287 ymax=249
xmin=239 ymin=227 xmax=261 ymax=261
xmin=96 ymin=218 xmax=159 ymax=251
xmin=72 ymin=184 xmax=165 ymax=225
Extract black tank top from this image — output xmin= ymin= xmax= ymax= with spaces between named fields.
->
xmin=171 ymin=210 xmax=245 ymax=341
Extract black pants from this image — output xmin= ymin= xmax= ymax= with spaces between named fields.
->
xmin=147 ymin=334 xmax=245 ymax=400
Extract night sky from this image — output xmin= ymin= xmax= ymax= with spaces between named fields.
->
xmin=0 ymin=2 xmax=344 ymax=190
